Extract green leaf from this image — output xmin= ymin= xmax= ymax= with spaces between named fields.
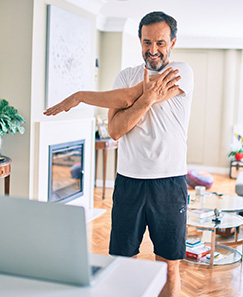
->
xmin=0 ymin=99 xmax=26 ymax=136
xmin=0 ymin=99 xmax=8 ymax=111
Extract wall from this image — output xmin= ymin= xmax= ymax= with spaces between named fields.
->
xmin=95 ymin=30 xmax=143 ymax=186
xmin=171 ymin=48 xmax=242 ymax=171
xmin=0 ymin=0 xmax=33 ymax=196
xmin=0 ymin=0 xmax=97 ymax=200
xmin=30 ymin=0 xmax=97 ymax=200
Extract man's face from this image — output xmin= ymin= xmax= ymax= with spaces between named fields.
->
xmin=140 ymin=21 xmax=176 ymax=71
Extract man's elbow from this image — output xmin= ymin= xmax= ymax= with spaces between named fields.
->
xmin=108 ymin=127 xmax=120 ymax=141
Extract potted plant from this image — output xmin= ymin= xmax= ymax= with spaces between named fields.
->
xmin=228 ymin=134 xmax=243 ymax=161
xmin=0 ymin=99 xmax=26 ymax=156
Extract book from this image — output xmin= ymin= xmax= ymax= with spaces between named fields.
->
xmin=186 ymin=239 xmax=204 ymax=249
xmin=201 ymin=252 xmax=225 ymax=263
xmin=206 ymin=252 xmax=220 ymax=259
xmin=186 ymin=245 xmax=211 ymax=260
xmin=188 ymin=208 xmax=214 ymax=219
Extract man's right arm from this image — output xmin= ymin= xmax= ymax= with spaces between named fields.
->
xmin=43 ymin=85 xmax=143 ymax=116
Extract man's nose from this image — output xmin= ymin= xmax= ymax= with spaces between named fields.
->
xmin=149 ymin=43 xmax=158 ymax=55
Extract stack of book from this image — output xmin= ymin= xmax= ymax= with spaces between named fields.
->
xmin=186 ymin=239 xmax=211 ymax=260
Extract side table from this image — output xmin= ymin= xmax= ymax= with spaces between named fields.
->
xmin=230 ymin=160 xmax=243 ymax=179
xmin=185 ymin=213 xmax=243 ymax=268
xmin=95 ymin=138 xmax=118 ymax=199
xmin=0 ymin=155 xmax=12 ymax=195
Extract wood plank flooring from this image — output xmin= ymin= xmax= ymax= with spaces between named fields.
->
xmin=87 ymin=174 xmax=243 ymax=297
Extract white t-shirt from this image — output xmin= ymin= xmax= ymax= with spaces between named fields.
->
xmin=113 ymin=61 xmax=194 ymax=179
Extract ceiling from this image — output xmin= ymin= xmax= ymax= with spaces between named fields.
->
xmin=100 ymin=0 xmax=243 ymax=39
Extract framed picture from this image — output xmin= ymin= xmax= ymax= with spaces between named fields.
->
xmin=45 ymin=5 xmax=91 ymax=109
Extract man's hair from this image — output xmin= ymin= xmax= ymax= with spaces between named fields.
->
xmin=138 ymin=11 xmax=177 ymax=41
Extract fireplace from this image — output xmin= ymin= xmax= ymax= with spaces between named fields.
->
xmin=48 ymin=140 xmax=85 ymax=203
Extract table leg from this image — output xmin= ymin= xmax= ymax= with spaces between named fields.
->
xmin=209 ymin=229 xmax=216 ymax=268
xmin=95 ymin=150 xmax=98 ymax=188
xmin=114 ymin=148 xmax=118 ymax=179
xmin=5 ymin=175 xmax=10 ymax=195
xmin=102 ymin=149 xmax=107 ymax=199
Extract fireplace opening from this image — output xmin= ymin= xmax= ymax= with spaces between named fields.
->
xmin=48 ymin=140 xmax=85 ymax=203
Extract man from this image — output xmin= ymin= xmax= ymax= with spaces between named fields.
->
xmin=108 ymin=11 xmax=194 ymax=297
xmin=44 ymin=11 xmax=193 ymax=297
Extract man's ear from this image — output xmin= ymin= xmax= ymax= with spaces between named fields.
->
xmin=171 ymin=37 xmax=177 ymax=49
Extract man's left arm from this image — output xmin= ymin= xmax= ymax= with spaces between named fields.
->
xmin=108 ymin=68 xmax=182 ymax=140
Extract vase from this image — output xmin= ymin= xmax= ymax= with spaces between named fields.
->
xmin=235 ymin=152 xmax=243 ymax=161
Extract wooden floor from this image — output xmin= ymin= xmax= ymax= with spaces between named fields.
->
xmin=87 ymin=174 xmax=243 ymax=297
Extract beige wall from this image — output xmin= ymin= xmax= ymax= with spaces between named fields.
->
xmin=0 ymin=0 xmax=33 ymax=196
xmin=171 ymin=48 xmax=242 ymax=169
xmin=0 ymin=0 xmax=96 ymax=197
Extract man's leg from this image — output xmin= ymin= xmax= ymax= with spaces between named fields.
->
xmin=156 ymin=255 xmax=181 ymax=297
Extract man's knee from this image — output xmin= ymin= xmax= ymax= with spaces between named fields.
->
xmin=155 ymin=255 xmax=180 ymax=274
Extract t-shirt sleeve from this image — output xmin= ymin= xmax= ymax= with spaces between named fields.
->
xmin=113 ymin=68 xmax=131 ymax=90
xmin=175 ymin=62 xmax=194 ymax=95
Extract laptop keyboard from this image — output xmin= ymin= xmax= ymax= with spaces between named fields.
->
xmin=91 ymin=265 xmax=102 ymax=276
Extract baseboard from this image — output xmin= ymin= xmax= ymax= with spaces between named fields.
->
xmin=86 ymin=208 xmax=106 ymax=223
xmin=95 ymin=179 xmax=115 ymax=188
xmin=187 ymin=164 xmax=229 ymax=175
xmin=96 ymin=166 xmax=229 ymax=188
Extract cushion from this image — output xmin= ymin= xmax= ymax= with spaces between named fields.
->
xmin=186 ymin=170 xmax=214 ymax=189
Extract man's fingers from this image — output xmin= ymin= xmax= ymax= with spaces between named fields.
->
xmin=144 ymin=68 xmax=149 ymax=84
xmin=166 ymin=75 xmax=181 ymax=88
xmin=163 ymin=69 xmax=179 ymax=83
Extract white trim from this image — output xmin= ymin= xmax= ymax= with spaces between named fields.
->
xmin=96 ymin=165 xmax=230 ymax=187
xmin=86 ymin=208 xmax=106 ymax=223
xmin=176 ymin=35 xmax=243 ymax=49
xmin=187 ymin=164 xmax=229 ymax=175
xmin=65 ymin=0 xmax=106 ymax=15
xmin=237 ymin=51 xmax=243 ymax=124
xmin=97 ymin=16 xmax=138 ymax=37
xmin=96 ymin=179 xmax=115 ymax=188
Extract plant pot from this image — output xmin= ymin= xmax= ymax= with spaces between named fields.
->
xmin=235 ymin=152 xmax=243 ymax=161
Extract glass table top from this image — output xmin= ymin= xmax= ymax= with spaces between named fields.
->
xmin=188 ymin=192 xmax=243 ymax=212
xmin=187 ymin=212 xmax=243 ymax=229
xmin=184 ymin=244 xmax=242 ymax=266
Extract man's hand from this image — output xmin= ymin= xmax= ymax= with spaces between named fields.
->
xmin=143 ymin=67 xmax=181 ymax=104
xmin=43 ymin=93 xmax=80 ymax=116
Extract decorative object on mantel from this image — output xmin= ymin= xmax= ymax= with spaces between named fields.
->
xmin=228 ymin=134 xmax=243 ymax=161
xmin=0 ymin=99 xmax=26 ymax=157
xmin=95 ymin=116 xmax=110 ymax=140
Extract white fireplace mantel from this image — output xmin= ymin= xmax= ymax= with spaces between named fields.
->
xmin=33 ymin=118 xmax=96 ymax=211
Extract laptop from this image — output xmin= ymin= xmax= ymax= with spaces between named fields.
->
xmin=0 ymin=195 xmax=117 ymax=286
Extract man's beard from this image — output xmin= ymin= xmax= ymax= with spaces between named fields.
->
xmin=144 ymin=52 xmax=166 ymax=71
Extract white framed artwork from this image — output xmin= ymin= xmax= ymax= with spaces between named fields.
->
xmin=45 ymin=5 xmax=91 ymax=109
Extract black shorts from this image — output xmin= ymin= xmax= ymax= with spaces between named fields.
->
xmin=109 ymin=173 xmax=187 ymax=260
